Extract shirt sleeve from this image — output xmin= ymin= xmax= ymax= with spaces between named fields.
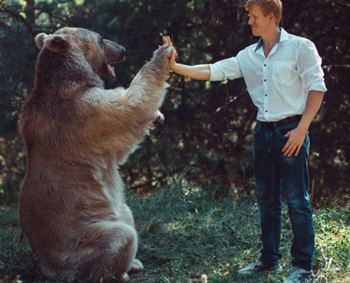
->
xmin=209 ymin=56 xmax=243 ymax=81
xmin=298 ymin=40 xmax=327 ymax=93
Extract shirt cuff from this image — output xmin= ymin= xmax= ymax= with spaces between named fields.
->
xmin=209 ymin=64 xmax=225 ymax=81
xmin=308 ymin=80 xmax=328 ymax=93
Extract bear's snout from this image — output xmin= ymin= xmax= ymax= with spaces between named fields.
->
xmin=104 ymin=39 xmax=126 ymax=64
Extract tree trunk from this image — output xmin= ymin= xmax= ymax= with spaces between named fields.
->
xmin=26 ymin=0 xmax=35 ymax=24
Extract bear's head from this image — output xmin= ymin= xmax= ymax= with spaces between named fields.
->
xmin=34 ymin=27 xmax=125 ymax=78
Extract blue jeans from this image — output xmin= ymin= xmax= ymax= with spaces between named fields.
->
xmin=253 ymin=120 xmax=315 ymax=271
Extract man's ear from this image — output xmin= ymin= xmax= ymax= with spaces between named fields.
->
xmin=35 ymin=33 xmax=68 ymax=53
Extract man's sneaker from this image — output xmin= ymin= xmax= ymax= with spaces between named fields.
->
xmin=284 ymin=267 xmax=316 ymax=283
xmin=238 ymin=259 xmax=282 ymax=274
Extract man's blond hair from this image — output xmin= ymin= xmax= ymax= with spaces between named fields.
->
xmin=245 ymin=0 xmax=283 ymax=26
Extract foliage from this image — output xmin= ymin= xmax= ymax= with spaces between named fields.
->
xmin=0 ymin=0 xmax=349 ymax=207
xmin=1 ymin=180 xmax=350 ymax=282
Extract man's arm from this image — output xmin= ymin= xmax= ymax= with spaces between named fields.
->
xmin=282 ymin=90 xmax=325 ymax=157
xmin=170 ymin=62 xmax=211 ymax=81
xmin=169 ymin=51 xmax=211 ymax=81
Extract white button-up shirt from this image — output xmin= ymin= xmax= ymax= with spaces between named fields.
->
xmin=209 ymin=28 xmax=327 ymax=122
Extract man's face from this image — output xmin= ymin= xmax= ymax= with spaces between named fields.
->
xmin=248 ymin=6 xmax=274 ymax=37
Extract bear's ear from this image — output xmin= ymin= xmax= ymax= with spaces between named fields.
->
xmin=35 ymin=33 xmax=47 ymax=50
xmin=35 ymin=33 xmax=68 ymax=53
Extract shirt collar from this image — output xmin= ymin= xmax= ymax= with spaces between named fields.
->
xmin=255 ymin=28 xmax=288 ymax=52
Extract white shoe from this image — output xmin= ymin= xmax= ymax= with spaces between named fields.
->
xmin=284 ymin=267 xmax=316 ymax=283
xmin=238 ymin=259 xmax=282 ymax=274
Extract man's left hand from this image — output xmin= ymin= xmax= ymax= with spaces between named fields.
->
xmin=282 ymin=127 xmax=308 ymax=157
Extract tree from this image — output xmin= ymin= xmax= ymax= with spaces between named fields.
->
xmin=0 ymin=0 xmax=349 ymax=206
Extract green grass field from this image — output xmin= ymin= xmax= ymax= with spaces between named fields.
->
xmin=1 ymin=177 xmax=349 ymax=282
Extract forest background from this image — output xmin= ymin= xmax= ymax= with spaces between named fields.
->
xmin=0 ymin=0 xmax=349 ymax=208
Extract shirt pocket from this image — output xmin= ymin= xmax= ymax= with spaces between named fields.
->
xmin=272 ymin=62 xmax=293 ymax=83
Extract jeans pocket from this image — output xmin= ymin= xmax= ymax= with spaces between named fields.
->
xmin=276 ymin=123 xmax=298 ymax=139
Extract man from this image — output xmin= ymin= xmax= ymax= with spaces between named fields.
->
xmin=166 ymin=0 xmax=327 ymax=282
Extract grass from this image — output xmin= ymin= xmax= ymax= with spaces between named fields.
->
xmin=0 ymin=176 xmax=349 ymax=283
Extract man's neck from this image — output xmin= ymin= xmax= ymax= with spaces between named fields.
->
xmin=262 ymin=27 xmax=281 ymax=49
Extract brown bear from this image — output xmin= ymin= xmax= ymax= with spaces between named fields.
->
xmin=18 ymin=27 xmax=174 ymax=282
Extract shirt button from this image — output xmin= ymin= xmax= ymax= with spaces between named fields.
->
xmin=265 ymin=94 xmax=267 ymax=97
xmin=264 ymin=79 xmax=267 ymax=82
xmin=264 ymin=64 xmax=267 ymax=67
xmin=265 ymin=110 xmax=268 ymax=113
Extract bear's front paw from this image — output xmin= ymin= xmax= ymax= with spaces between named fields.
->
xmin=152 ymin=111 xmax=164 ymax=127
xmin=153 ymin=44 xmax=175 ymax=63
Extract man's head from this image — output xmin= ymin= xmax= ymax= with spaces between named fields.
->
xmin=245 ymin=0 xmax=282 ymax=27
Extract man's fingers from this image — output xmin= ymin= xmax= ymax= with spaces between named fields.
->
xmin=161 ymin=36 xmax=174 ymax=48
xmin=171 ymin=48 xmax=177 ymax=58
xmin=294 ymin=146 xmax=301 ymax=156
xmin=282 ymin=141 xmax=290 ymax=153
xmin=162 ymin=36 xmax=172 ymax=45
xmin=282 ymin=142 xmax=301 ymax=157
xmin=284 ymin=146 xmax=295 ymax=157
xmin=284 ymin=131 xmax=291 ymax=138
xmin=282 ymin=139 xmax=294 ymax=156
xmin=283 ymin=144 xmax=292 ymax=156
xmin=282 ymin=129 xmax=306 ymax=157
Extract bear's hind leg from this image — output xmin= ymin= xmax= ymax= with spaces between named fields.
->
xmin=69 ymin=221 xmax=140 ymax=282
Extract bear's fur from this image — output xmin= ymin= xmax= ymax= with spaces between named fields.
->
xmin=18 ymin=27 xmax=173 ymax=282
